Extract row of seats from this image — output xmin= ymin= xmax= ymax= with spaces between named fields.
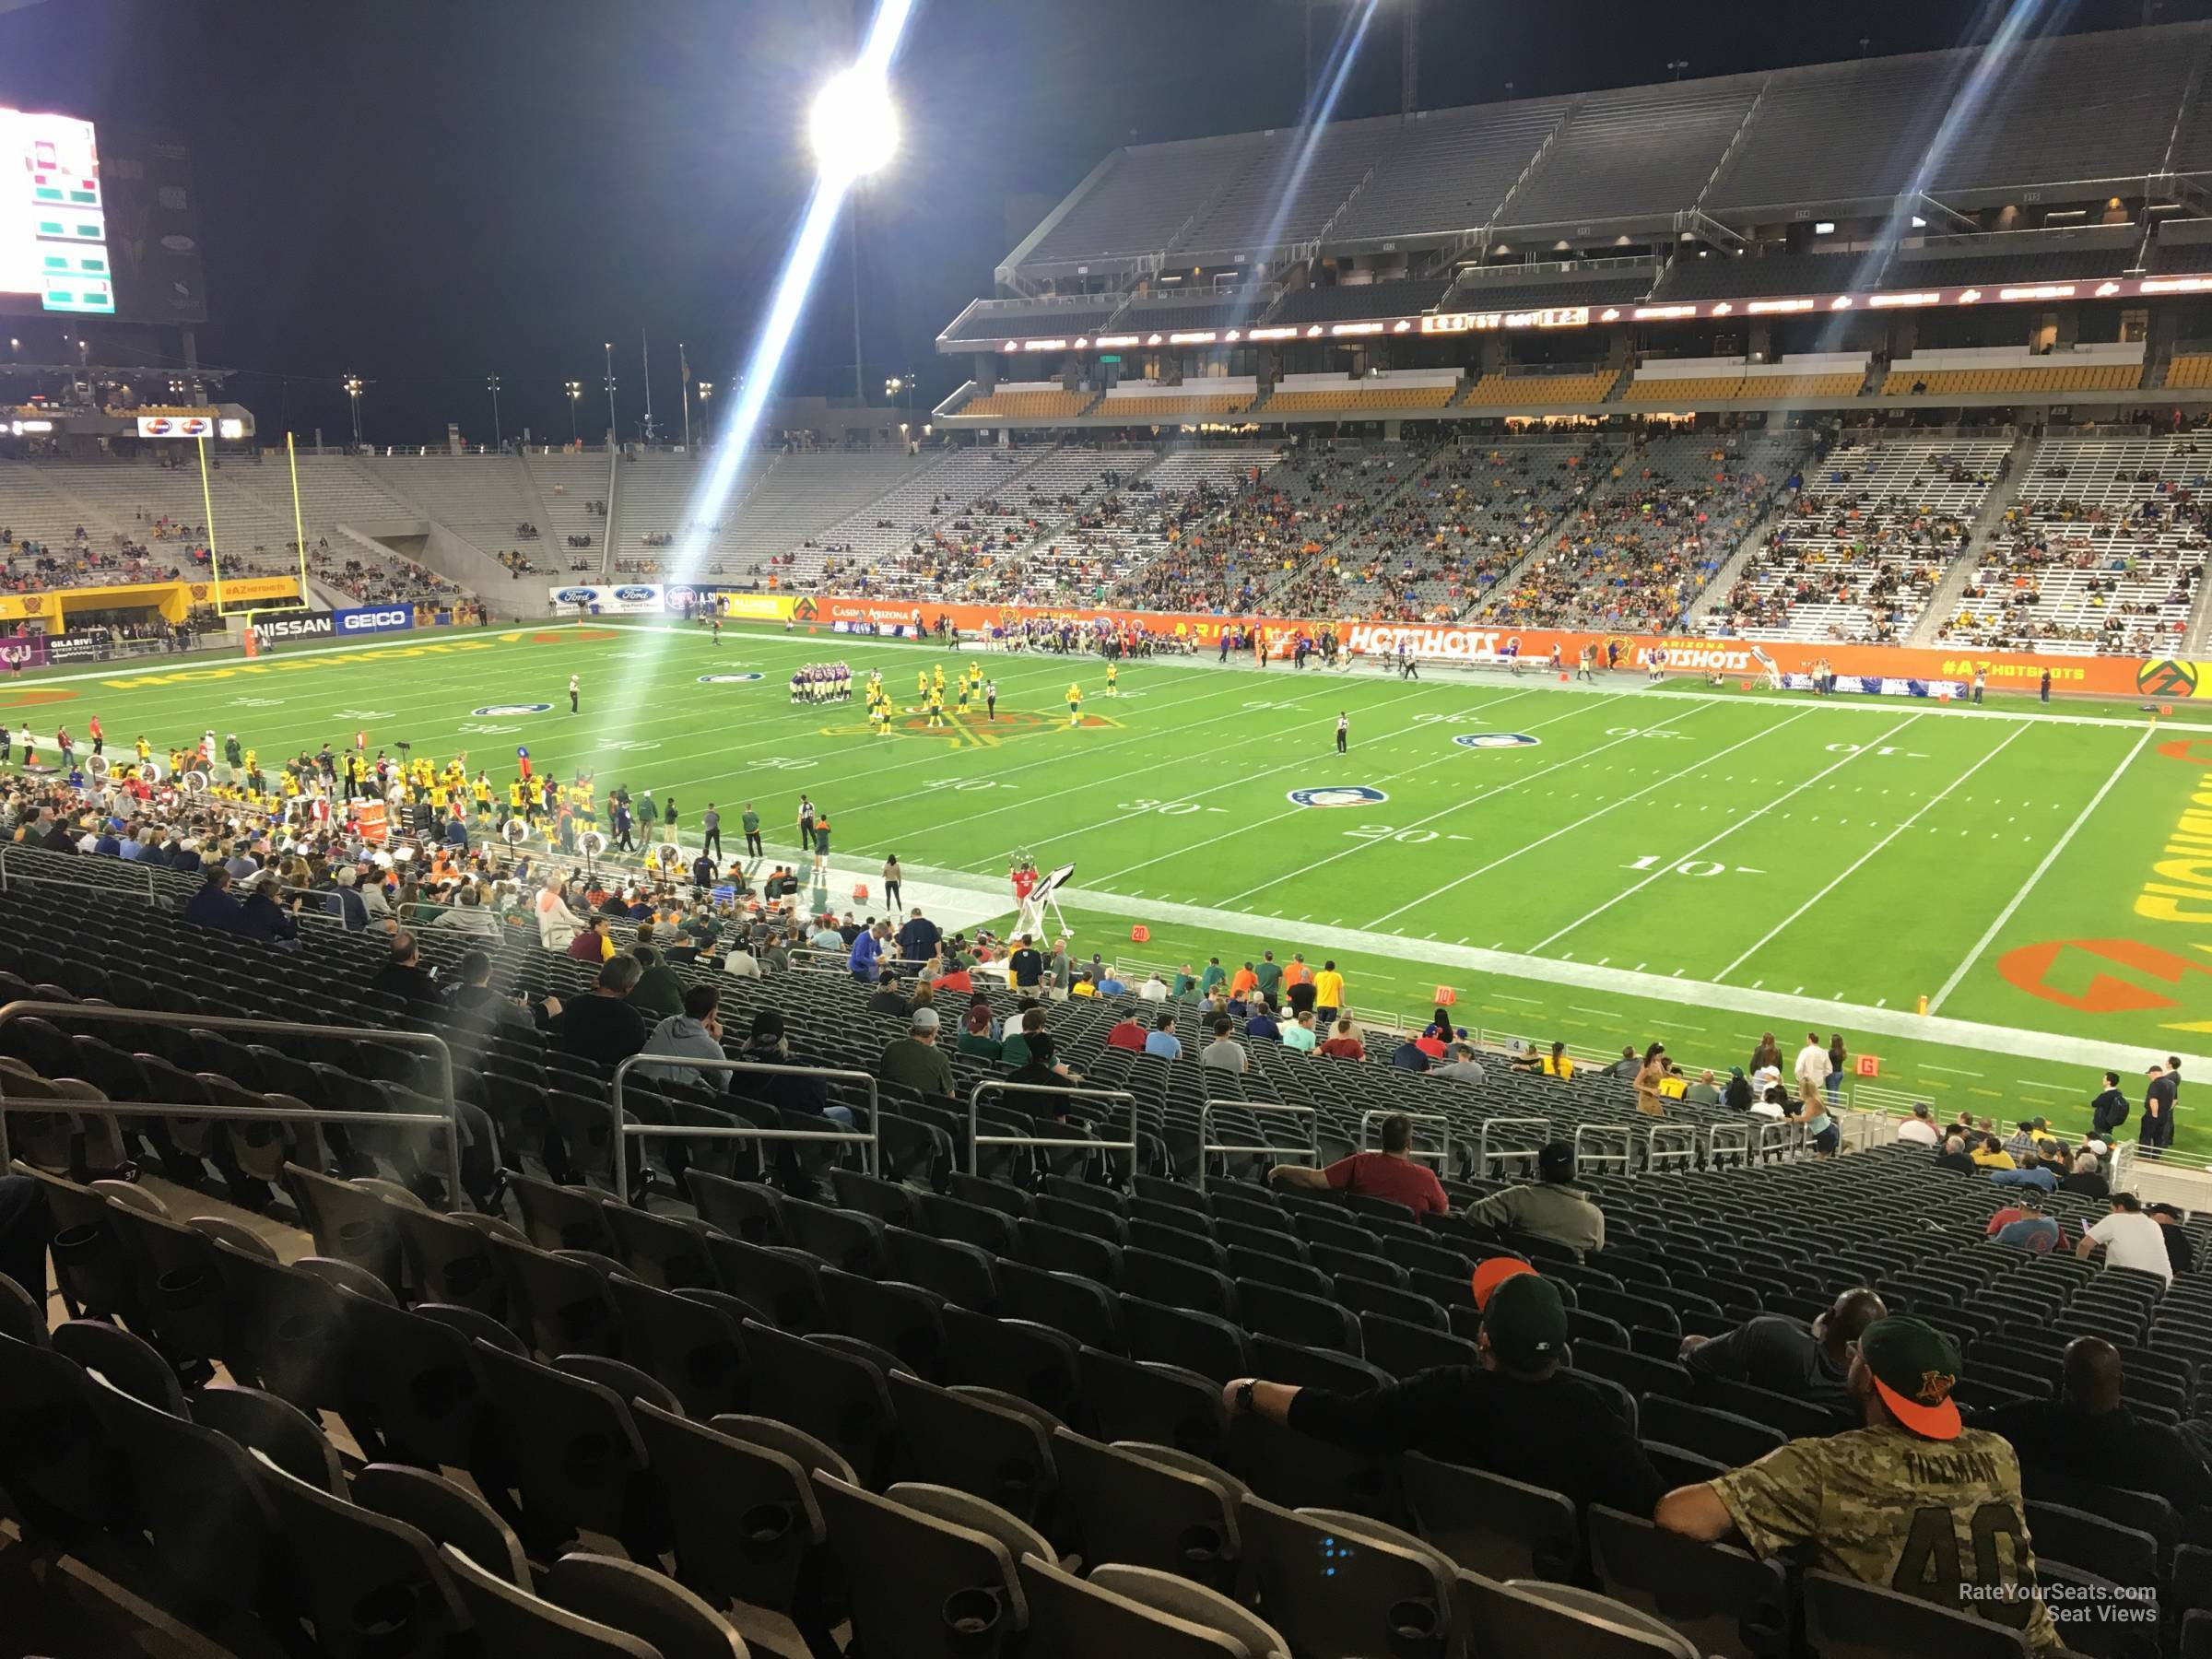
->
xmin=1461 ymin=368 xmax=1619 ymax=407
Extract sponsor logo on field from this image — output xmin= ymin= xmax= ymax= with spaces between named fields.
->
xmin=252 ymin=610 xmax=335 ymax=642
xmin=1453 ymin=733 xmax=1541 ymax=749
xmin=698 ymin=673 xmax=764 ymax=683
xmin=472 ymin=703 xmax=552 ymax=716
xmin=791 ymin=596 xmax=820 ymax=622
xmin=665 ymin=586 xmax=697 ymax=607
xmin=553 ymin=587 xmax=596 ymax=605
xmin=1998 ymin=938 xmax=2212 ymax=1016
xmin=1288 ymin=785 xmax=1389 ymax=808
xmin=613 ymin=585 xmax=655 ymax=603
xmin=335 ymin=606 xmax=413 ymax=635
xmin=2140 ymin=658 xmax=2205 ymax=699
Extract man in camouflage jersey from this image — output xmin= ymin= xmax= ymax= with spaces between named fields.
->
xmin=1654 ymin=1315 xmax=2059 ymax=1651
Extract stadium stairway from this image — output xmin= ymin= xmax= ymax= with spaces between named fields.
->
xmin=1677 ymin=492 xmax=1800 ymax=630
xmin=1905 ymin=429 xmax=2037 ymax=647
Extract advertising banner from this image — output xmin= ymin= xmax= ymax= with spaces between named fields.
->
xmin=0 ymin=635 xmax=44 ymax=670
xmin=334 ymin=605 xmax=415 ymax=636
xmin=547 ymin=582 xmax=665 ymax=616
xmin=42 ymin=632 xmax=114 ymax=664
xmin=251 ymin=609 xmax=335 ymax=644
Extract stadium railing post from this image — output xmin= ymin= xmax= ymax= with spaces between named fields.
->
xmin=1572 ymin=1123 xmax=1633 ymax=1180
xmin=1474 ymin=1116 xmax=1549 ymax=1180
xmin=1357 ymin=1109 xmax=1450 ymax=1180
xmin=1705 ymin=1121 xmax=1752 ymax=1168
xmin=1644 ymin=1123 xmax=1698 ymax=1174
xmin=967 ymin=1081 xmax=1138 ymax=1183
xmin=608 ymin=1055 xmax=881 ymax=1206
xmin=0 ymin=998 xmax=464 ymax=1206
xmin=1194 ymin=1100 xmax=1319 ymax=1194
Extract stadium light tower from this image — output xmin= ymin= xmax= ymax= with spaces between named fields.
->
xmin=342 ymin=375 xmax=363 ymax=449
xmin=698 ymin=381 xmax=712 ymax=449
xmin=565 ymin=380 xmax=582 ymax=444
xmin=602 ymin=342 xmax=618 ymax=450
xmin=665 ymin=0 xmax=913 ymax=589
xmin=486 ymin=372 xmax=502 ymax=451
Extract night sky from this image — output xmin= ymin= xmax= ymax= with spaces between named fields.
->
xmin=0 ymin=0 xmax=2201 ymax=443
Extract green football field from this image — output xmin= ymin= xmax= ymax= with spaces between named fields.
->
xmin=11 ymin=617 xmax=2212 ymax=1153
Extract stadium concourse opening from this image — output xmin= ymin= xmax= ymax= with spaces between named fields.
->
xmin=17 ymin=3 xmax=2212 ymax=1656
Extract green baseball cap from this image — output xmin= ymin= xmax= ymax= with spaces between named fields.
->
xmin=1481 ymin=1271 xmax=1569 ymax=1371
xmin=1859 ymin=1315 xmax=1963 ymax=1441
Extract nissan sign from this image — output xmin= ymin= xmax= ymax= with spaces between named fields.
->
xmin=335 ymin=606 xmax=414 ymax=635
xmin=252 ymin=610 xmax=336 ymax=643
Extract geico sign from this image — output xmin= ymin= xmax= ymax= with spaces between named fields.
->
xmin=338 ymin=609 xmax=411 ymax=632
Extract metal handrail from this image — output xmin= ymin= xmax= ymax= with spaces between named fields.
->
xmin=1707 ymin=1121 xmax=1752 ymax=1166
xmin=1572 ymin=1124 xmax=1633 ymax=1178
xmin=0 ymin=844 xmax=161 ymax=903
xmin=1475 ymin=1116 xmax=1549 ymax=1176
xmin=1195 ymin=1100 xmax=1317 ymax=1194
xmin=0 ymin=998 xmax=463 ymax=1204
xmin=1753 ymin=1119 xmax=1803 ymax=1162
xmin=1359 ymin=1109 xmax=1451 ymax=1171
xmin=609 ymin=1054 xmax=880 ymax=1205
xmin=1646 ymin=1124 xmax=1700 ymax=1172
xmin=968 ymin=1080 xmax=1138 ymax=1180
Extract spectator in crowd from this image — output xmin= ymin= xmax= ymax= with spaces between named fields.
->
xmin=1390 ymin=1030 xmax=1430 ymax=1072
xmin=568 ymin=914 xmax=613 ymax=963
xmin=723 ymin=939 xmax=762 ymax=979
xmin=1144 ymin=1011 xmax=1182 ymax=1060
xmin=1106 ymin=1009 xmax=1148 ymax=1051
xmin=553 ymin=955 xmax=648 ymax=1069
xmin=2057 ymin=1149 xmax=2109 ymax=1199
xmin=235 ymin=878 xmax=301 ymax=946
xmin=1244 ymin=996 xmax=1279 ymax=1042
xmin=1464 ymin=1140 xmax=1605 ymax=1253
xmin=1895 ymin=1102 xmax=1941 ymax=1147
xmin=1006 ymin=1029 xmax=1082 ymax=1121
xmin=1987 ymin=1192 xmax=2064 ymax=1253
xmin=1136 ymin=971 xmax=1170 ymax=1003
xmin=2149 ymin=1202 xmax=2196 ymax=1277
xmin=1970 ymin=1134 xmax=2017 ymax=1171
xmin=1989 ymin=1150 xmax=2056 ymax=1193
xmin=956 ymin=1003 xmax=1002 ymax=1061
xmin=1655 ymin=1317 xmax=2059 ymax=1653
xmin=1724 ymin=1066 xmax=1756 ymax=1112
xmin=1982 ymin=1336 xmax=2212 ymax=1521
xmin=639 ymin=982 xmax=727 ymax=1091
xmin=1200 ymin=1017 xmax=1247 ymax=1075
xmin=628 ymin=938 xmax=687 ymax=1022
xmin=327 ymin=865 xmax=370 ymax=931
xmin=182 ymin=865 xmax=243 ymax=933
xmin=1219 ymin=1262 xmax=1664 ymax=1518
xmin=369 ymin=931 xmax=440 ymax=1011
xmin=1934 ymin=1135 xmax=1978 ymax=1174
xmin=999 ymin=1004 xmax=1041 ymax=1068
xmin=1311 ymin=959 xmax=1345 ymax=1024
xmin=2144 ymin=1060 xmax=2181 ymax=1159
xmin=865 ymin=969 xmax=911 ymax=1020
xmin=895 ymin=906 xmax=939 ymax=967
xmin=1280 ymin=1008 xmax=1318 ymax=1053
xmin=2076 ymin=1192 xmax=2174 ymax=1286
xmin=1684 ymin=1069 xmax=1722 ymax=1107
xmin=1681 ymin=1287 xmax=1887 ymax=1415
xmin=879 ymin=1005 xmax=954 ymax=1098
xmin=1317 ymin=1018 xmax=1365 ymax=1060
xmin=1266 ymin=1112 xmax=1447 ymax=1215
xmin=441 ymin=947 xmax=556 ymax=1038
xmin=741 ymin=1006 xmax=853 ymax=1127
xmin=1606 ymin=1045 xmax=1641 ymax=1080
xmin=1431 ymin=1042 xmax=1487 ymax=1084
xmin=848 ymin=920 xmax=887 ymax=983
xmin=535 ymin=878 xmax=585 ymax=952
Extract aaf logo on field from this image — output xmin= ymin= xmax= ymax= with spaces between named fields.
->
xmin=1288 ymin=785 xmax=1389 ymax=808
xmin=1453 ymin=733 xmax=1541 ymax=749
xmin=472 ymin=703 xmax=552 ymax=716
xmin=698 ymin=673 xmax=764 ymax=684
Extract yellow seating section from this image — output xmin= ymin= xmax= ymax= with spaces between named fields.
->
xmin=1735 ymin=372 xmax=1864 ymax=400
xmin=1460 ymin=369 xmax=1619 ymax=407
xmin=1881 ymin=364 xmax=2142 ymax=395
xmin=2166 ymin=353 xmax=2212 ymax=389
xmin=1625 ymin=371 xmax=1868 ymax=404
xmin=1100 ymin=394 xmax=1254 ymax=418
xmin=959 ymin=390 xmax=1095 ymax=418
xmin=1624 ymin=374 xmax=1744 ymax=402
xmin=1265 ymin=384 xmax=1460 ymax=413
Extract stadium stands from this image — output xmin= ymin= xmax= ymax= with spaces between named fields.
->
xmin=1098 ymin=380 xmax=1259 ymax=421
xmin=1288 ymin=97 xmax=1576 ymax=249
xmin=1700 ymin=54 xmax=1959 ymax=214
xmin=1708 ymin=436 xmax=2011 ymax=643
xmin=2173 ymin=353 xmax=2212 ymax=390
xmin=1480 ymin=430 xmax=1808 ymax=631
xmin=1622 ymin=355 xmax=1869 ymax=406
xmin=1650 ymin=249 xmax=1872 ymax=302
xmin=1017 ymin=133 xmax=1272 ymax=269
xmin=1171 ymin=116 xmax=1406 ymax=259
xmin=1880 ymin=345 xmax=2144 ymax=398
xmin=1263 ymin=370 xmax=1461 ymax=416
xmin=1497 ymin=74 xmax=1767 ymax=229
xmin=1461 ymin=366 xmax=1618 ymax=408
xmin=959 ymin=384 xmax=1100 ymax=421
xmin=1266 ymin=276 xmax=1453 ymax=325
xmin=1939 ymin=435 xmax=2207 ymax=655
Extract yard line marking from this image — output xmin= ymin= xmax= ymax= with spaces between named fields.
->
xmin=1363 ymin=707 xmax=1808 ymax=928
xmin=1711 ymin=722 xmax=2031 ymax=982
xmin=1493 ymin=994 xmax=1546 ymax=1006
xmin=1571 ymin=1006 xmax=1623 ymax=1018
xmin=1921 ymin=1064 xmax=1983 ymax=1077
xmin=1927 ymin=724 xmax=2155 ymax=1015
xmin=1528 ymin=712 xmax=1926 ymax=953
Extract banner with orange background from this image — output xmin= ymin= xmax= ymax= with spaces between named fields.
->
xmin=790 ymin=592 xmax=2185 ymax=700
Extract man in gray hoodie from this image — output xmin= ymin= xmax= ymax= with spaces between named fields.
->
xmin=640 ymin=982 xmax=727 ymax=1090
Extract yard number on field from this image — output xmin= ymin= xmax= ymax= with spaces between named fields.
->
xmin=1825 ymin=742 xmax=1929 ymax=758
xmin=1622 ymin=854 xmax=1767 ymax=877
xmin=1118 ymin=796 xmax=1227 ymax=816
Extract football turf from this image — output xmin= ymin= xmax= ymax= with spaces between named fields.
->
xmin=9 ymin=618 xmax=2209 ymax=1153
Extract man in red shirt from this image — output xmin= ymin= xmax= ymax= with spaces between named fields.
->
xmin=1105 ymin=1012 xmax=1147 ymax=1052
xmin=1316 ymin=1018 xmax=1365 ymax=1060
xmin=1266 ymin=1113 xmax=1447 ymax=1215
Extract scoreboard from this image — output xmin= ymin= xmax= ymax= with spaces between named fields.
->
xmin=0 ymin=108 xmax=207 ymax=324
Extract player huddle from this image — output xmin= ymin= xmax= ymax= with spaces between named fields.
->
xmin=789 ymin=663 xmax=853 ymax=704
xmin=894 ymin=661 xmax=999 ymax=732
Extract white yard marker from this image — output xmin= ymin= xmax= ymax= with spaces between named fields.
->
xmin=1926 ymin=724 xmax=2155 ymax=1015
xmin=1712 ymin=722 xmax=2030 ymax=982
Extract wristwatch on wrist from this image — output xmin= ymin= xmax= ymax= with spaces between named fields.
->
xmin=1233 ymin=1381 xmax=1256 ymax=1415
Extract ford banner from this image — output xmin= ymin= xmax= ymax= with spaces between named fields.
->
xmin=335 ymin=606 xmax=415 ymax=636
xmin=546 ymin=583 xmax=666 ymax=616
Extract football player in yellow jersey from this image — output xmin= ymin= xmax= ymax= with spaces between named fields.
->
xmin=967 ymin=661 xmax=982 ymax=690
xmin=1106 ymin=661 xmax=1119 ymax=697
xmin=134 ymin=735 xmax=150 ymax=763
xmin=871 ymin=700 xmax=890 ymax=735
xmin=473 ymin=773 xmax=493 ymax=812
xmin=933 ymin=663 xmax=945 ymax=690
xmin=281 ymin=771 xmax=302 ymax=800
xmin=915 ymin=667 xmax=929 ymax=700
xmin=509 ymin=779 xmax=528 ymax=818
xmin=926 ymin=688 xmax=946 ymax=728
xmin=1066 ymin=683 xmax=1083 ymax=727
xmin=956 ymin=678 xmax=971 ymax=714
xmin=243 ymin=747 xmax=257 ymax=774
xmin=168 ymin=747 xmax=186 ymax=774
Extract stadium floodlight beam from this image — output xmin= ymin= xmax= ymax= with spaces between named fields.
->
xmin=664 ymin=0 xmax=915 ymax=594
